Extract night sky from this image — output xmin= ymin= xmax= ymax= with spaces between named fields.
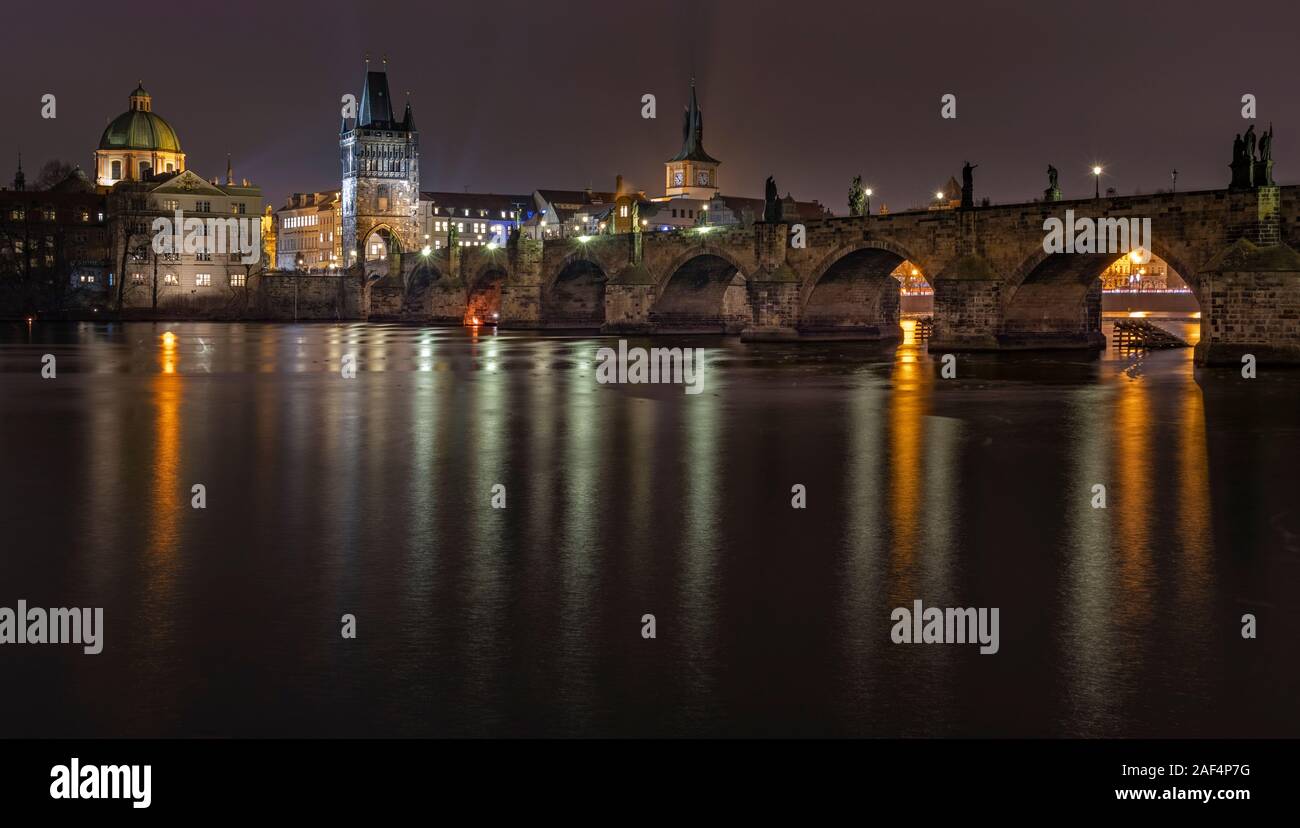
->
xmin=1 ymin=0 xmax=1294 ymax=211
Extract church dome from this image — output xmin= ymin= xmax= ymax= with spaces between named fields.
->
xmin=97 ymin=84 xmax=182 ymax=153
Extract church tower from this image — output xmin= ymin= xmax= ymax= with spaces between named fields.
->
xmin=664 ymin=78 xmax=719 ymax=199
xmin=341 ymin=61 xmax=420 ymax=266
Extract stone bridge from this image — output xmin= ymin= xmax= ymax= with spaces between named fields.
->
xmin=363 ymin=184 xmax=1300 ymax=364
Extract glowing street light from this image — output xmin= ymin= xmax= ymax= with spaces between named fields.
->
xmin=865 ymin=187 xmax=873 ymax=214
xmin=1092 ymin=165 xmax=1103 ymax=199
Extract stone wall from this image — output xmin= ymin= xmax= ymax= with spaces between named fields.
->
xmin=251 ymin=272 xmax=362 ymax=320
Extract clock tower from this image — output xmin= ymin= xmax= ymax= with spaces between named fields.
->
xmin=664 ymin=78 xmax=719 ymax=199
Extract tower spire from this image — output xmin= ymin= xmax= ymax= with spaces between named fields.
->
xmin=668 ymin=76 xmax=718 ymax=165
xmin=226 ymin=153 xmax=233 ymax=186
xmin=13 ymin=148 xmax=24 ymax=191
xmin=403 ymin=91 xmax=416 ymax=131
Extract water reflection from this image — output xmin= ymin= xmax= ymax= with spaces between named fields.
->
xmin=0 ymin=320 xmax=1293 ymax=738
xmin=887 ymin=328 xmax=928 ymax=604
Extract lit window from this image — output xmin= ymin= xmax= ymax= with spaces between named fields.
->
xmin=163 ymin=273 xmax=178 ymax=285
xmin=195 ymin=273 xmax=211 ymax=286
xmin=231 ymin=273 xmax=246 ymax=287
xmin=131 ymin=272 xmax=144 ymax=283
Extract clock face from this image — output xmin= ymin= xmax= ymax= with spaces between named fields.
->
xmin=673 ymin=170 xmax=684 ymax=186
xmin=697 ymin=170 xmax=711 ymax=186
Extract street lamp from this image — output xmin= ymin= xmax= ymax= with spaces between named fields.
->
xmin=1092 ymin=165 xmax=1102 ymax=199
xmin=294 ymin=257 xmax=304 ymax=321
xmin=702 ymin=203 xmax=709 ymax=226
xmin=865 ymin=188 xmax=873 ymax=215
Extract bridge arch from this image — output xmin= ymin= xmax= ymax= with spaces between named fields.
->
xmin=652 ymin=246 xmax=752 ymax=333
xmin=465 ymin=260 xmax=510 ymax=326
xmin=1004 ymin=238 xmax=1202 ymax=348
xmin=544 ymin=252 xmax=608 ymax=329
xmin=798 ymin=239 xmax=927 ymax=338
xmin=362 ymin=224 xmax=404 ymax=258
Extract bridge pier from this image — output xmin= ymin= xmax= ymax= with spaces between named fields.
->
xmin=499 ymin=283 xmax=542 ymax=327
xmin=1195 ymin=240 xmax=1300 ymax=365
xmin=929 ymin=256 xmax=1004 ymax=350
xmin=741 ymin=266 xmax=802 ymax=341
xmin=603 ymin=264 xmax=656 ymax=333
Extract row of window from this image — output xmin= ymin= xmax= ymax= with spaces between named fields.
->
xmin=107 ymin=159 xmax=176 ymax=180
xmin=430 ymin=207 xmax=518 ymax=219
xmin=128 ymin=271 xmax=246 ymax=287
xmin=430 ymin=221 xmax=503 ymax=235
xmin=6 ymin=208 xmax=104 ymax=223
xmin=282 ymin=213 xmax=320 ymax=228
xmin=278 ymin=233 xmax=336 ymax=251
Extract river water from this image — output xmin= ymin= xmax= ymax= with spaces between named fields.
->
xmin=0 ymin=318 xmax=1296 ymax=737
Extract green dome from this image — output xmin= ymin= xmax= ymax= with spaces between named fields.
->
xmin=98 ymin=88 xmax=182 ymax=153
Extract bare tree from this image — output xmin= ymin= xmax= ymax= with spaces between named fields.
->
xmin=108 ymin=184 xmax=154 ymax=311
xmin=34 ymin=160 xmax=77 ymax=191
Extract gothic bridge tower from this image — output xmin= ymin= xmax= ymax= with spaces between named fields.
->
xmin=341 ymin=60 xmax=420 ymax=268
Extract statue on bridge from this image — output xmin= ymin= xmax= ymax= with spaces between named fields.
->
xmin=1044 ymin=164 xmax=1062 ymax=202
xmin=848 ymin=175 xmax=866 ymax=217
xmin=1256 ymin=123 xmax=1275 ymax=186
xmin=763 ymin=176 xmax=780 ymax=222
xmin=961 ymin=161 xmax=978 ymax=209
xmin=1230 ymin=123 xmax=1275 ymax=189
xmin=1231 ymin=132 xmax=1251 ymax=189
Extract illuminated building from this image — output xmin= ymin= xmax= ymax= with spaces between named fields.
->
xmin=422 ymin=192 xmax=530 ymax=249
xmin=94 ymin=84 xmax=186 ymax=187
xmin=276 ymin=191 xmax=341 ymax=271
xmin=1099 ymin=251 xmax=1185 ymax=291
xmin=340 ymin=62 xmax=420 ymax=265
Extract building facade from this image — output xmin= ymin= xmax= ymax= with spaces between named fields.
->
xmin=109 ymin=167 xmax=264 ymax=306
xmin=275 ymin=191 xmax=341 ymax=271
xmin=420 ymin=192 xmax=529 ymax=251
xmin=0 ymin=163 xmax=109 ymax=292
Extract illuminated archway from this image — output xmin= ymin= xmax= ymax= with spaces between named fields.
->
xmin=466 ymin=265 xmax=507 ymax=326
